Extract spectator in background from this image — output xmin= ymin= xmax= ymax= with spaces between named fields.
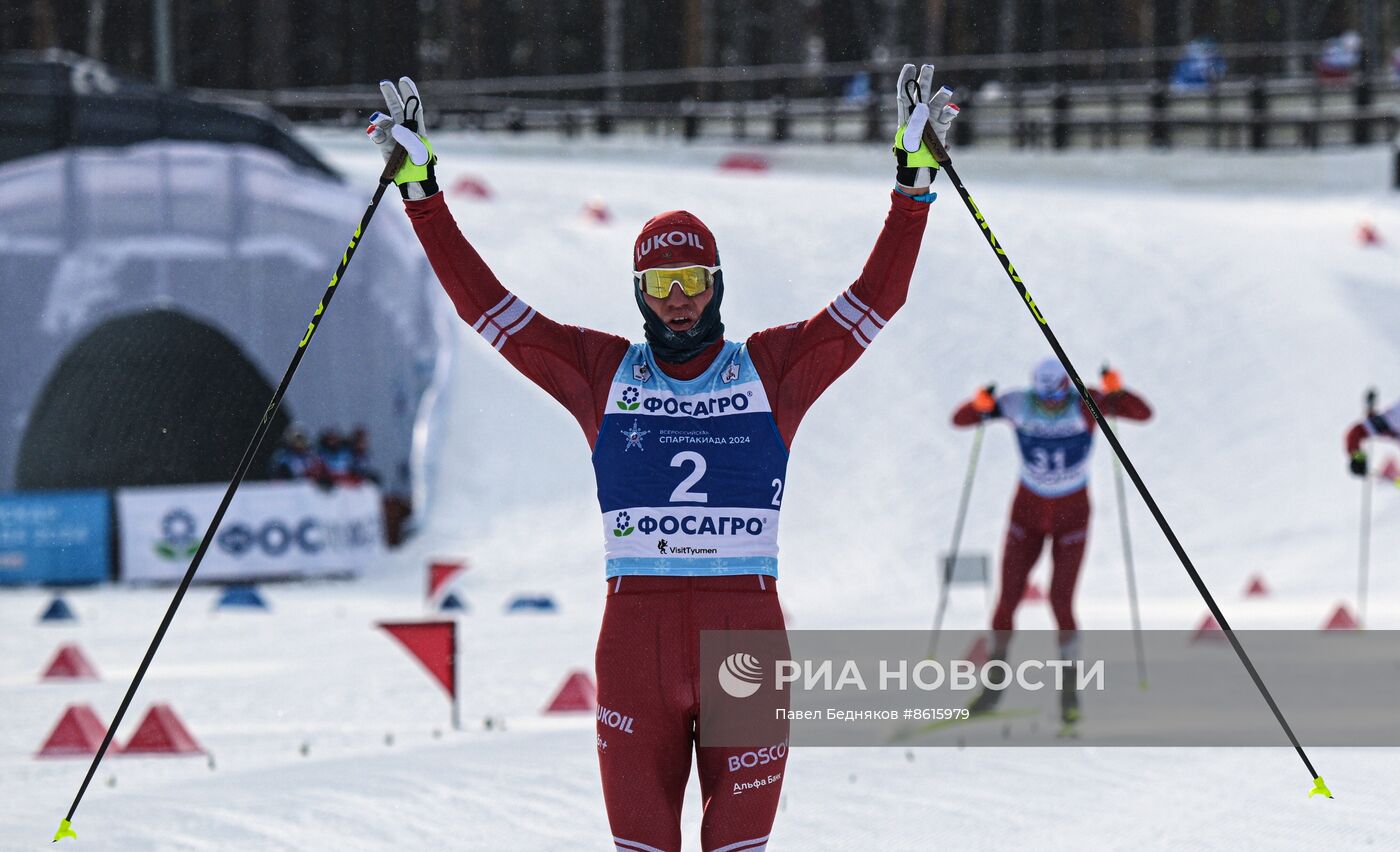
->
xmin=268 ymin=426 xmax=326 ymax=481
xmin=1317 ymin=31 xmax=1362 ymax=82
xmin=317 ymin=429 xmax=355 ymax=484
xmin=349 ymin=425 xmax=381 ymax=485
xmin=1171 ymin=37 xmax=1226 ymax=91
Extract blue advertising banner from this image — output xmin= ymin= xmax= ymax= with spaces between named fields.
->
xmin=0 ymin=491 xmax=111 ymax=585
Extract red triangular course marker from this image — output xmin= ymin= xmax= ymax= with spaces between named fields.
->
xmin=718 ymin=153 xmax=770 ymax=172
xmin=41 ymin=643 xmax=99 ymax=681
xmin=962 ymin=635 xmax=989 ymax=667
xmin=379 ymin=620 xmax=457 ymax=698
xmin=36 ymin=704 xmax=110 ymax=758
xmin=545 ymin=670 xmax=596 ymax=713
xmin=1192 ymin=613 xmax=1226 ymax=642
xmin=427 ymin=561 xmax=466 ymax=602
xmin=1243 ymin=575 xmax=1269 ymax=598
xmin=452 ymin=175 xmax=493 ymax=199
xmin=1023 ymin=581 xmax=1046 ymax=602
xmin=581 ymin=198 xmax=612 ymax=224
xmin=1322 ymin=603 xmax=1359 ymax=631
xmin=121 ymin=703 xmax=203 ymax=754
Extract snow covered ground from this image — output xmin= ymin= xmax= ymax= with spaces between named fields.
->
xmin=3 ymin=132 xmax=1400 ymax=850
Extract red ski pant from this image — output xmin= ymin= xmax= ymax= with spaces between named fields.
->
xmin=991 ymin=485 xmax=1090 ymax=641
xmin=596 ymin=575 xmax=786 ymax=852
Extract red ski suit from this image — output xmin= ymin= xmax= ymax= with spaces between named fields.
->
xmin=405 ymin=190 xmax=931 ymax=852
xmin=952 ymin=388 xmax=1151 ymax=637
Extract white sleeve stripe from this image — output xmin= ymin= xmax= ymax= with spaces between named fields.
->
xmin=503 ymin=307 xmax=536 ymax=336
xmin=826 ymin=306 xmax=871 ymax=348
xmin=491 ymin=296 xmax=532 ymax=329
xmin=472 ymin=294 xmax=514 ymax=332
xmin=483 ymin=293 xmax=515 ymax=317
xmin=843 ymin=288 xmax=871 ymax=312
xmin=830 ymin=294 xmax=865 ymax=327
xmin=824 ymin=304 xmax=851 ymax=331
xmin=827 ymin=288 xmax=887 ymax=348
xmin=472 ymin=295 xmax=535 ymax=350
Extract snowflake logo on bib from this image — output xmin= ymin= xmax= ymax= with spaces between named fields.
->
xmin=621 ymin=419 xmax=649 ymax=452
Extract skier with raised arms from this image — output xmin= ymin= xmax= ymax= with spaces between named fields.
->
xmin=951 ymin=358 xmax=1151 ymax=728
xmin=366 ymin=69 xmax=958 ymax=852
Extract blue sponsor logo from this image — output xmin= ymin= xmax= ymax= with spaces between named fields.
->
xmin=641 ymin=392 xmax=752 ymax=418
xmin=635 ymin=514 xmax=764 ymax=536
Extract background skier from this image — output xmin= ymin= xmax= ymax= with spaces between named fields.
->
xmin=951 ymin=358 xmax=1151 ymax=727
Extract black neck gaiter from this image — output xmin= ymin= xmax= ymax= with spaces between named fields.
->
xmin=634 ymin=272 xmax=725 ymax=364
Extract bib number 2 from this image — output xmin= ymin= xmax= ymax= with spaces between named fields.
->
xmin=669 ymin=451 xmax=709 ymax=503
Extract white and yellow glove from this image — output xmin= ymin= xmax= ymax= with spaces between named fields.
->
xmin=366 ymin=76 xmax=438 ymax=200
xmin=893 ymin=63 xmax=958 ymax=199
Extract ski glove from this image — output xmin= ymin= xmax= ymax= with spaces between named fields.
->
xmin=972 ymin=385 xmax=999 ymax=417
xmin=893 ymin=63 xmax=958 ymax=197
xmin=367 ymin=77 xmax=438 ymax=200
xmin=1101 ymin=367 xmax=1123 ymax=394
xmin=1351 ymin=451 xmax=1368 ymax=477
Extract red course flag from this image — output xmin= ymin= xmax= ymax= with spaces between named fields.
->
xmin=379 ymin=620 xmax=457 ymax=698
xmin=427 ymin=561 xmax=467 ymax=601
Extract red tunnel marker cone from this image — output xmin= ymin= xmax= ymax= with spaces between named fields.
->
xmin=451 ymin=175 xmax=493 ymax=199
xmin=120 ymin=704 xmax=204 ymax=755
xmin=1023 ymin=581 xmax=1046 ymax=602
xmin=1192 ymin=613 xmax=1226 ymax=642
xmin=36 ymin=704 xmax=110 ymax=758
xmin=581 ymin=197 xmax=612 ymax=224
xmin=41 ymin=644 xmax=100 ymax=681
xmin=1243 ymin=575 xmax=1269 ymax=598
xmin=545 ymin=670 xmax=596 ymax=713
xmin=1322 ymin=603 xmax=1359 ymax=631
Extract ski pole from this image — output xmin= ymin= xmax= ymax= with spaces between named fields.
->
xmin=52 ymin=147 xmax=409 ymax=843
xmin=916 ymin=108 xmax=1332 ymax=799
xmin=1108 ymin=406 xmax=1148 ymax=690
xmin=928 ymin=398 xmax=990 ymax=660
xmin=1358 ymin=387 xmax=1377 ymax=626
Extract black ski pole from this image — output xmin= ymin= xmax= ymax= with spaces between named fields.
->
xmin=928 ymin=393 xmax=991 ymax=660
xmin=52 ymin=147 xmax=409 ymax=843
xmin=916 ymin=110 xmax=1331 ymax=798
xmin=1359 ymin=387 xmax=1377 ymax=626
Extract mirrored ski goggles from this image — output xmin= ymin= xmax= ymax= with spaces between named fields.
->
xmin=634 ymin=265 xmax=719 ymax=299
